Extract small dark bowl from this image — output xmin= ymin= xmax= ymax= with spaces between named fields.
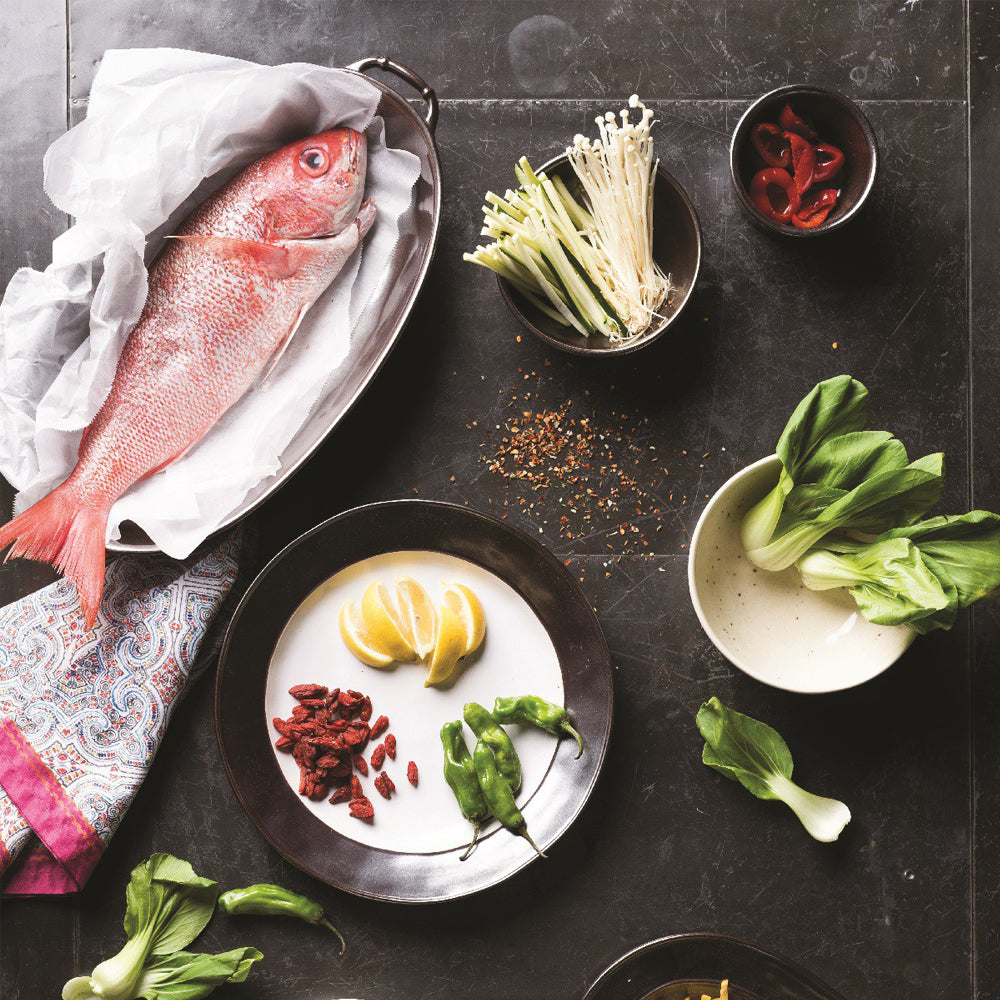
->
xmin=730 ymin=84 xmax=877 ymax=237
xmin=582 ymin=933 xmax=847 ymax=1000
xmin=497 ymin=153 xmax=701 ymax=356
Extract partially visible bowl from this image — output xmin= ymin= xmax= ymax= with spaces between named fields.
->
xmin=582 ymin=933 xmax=847 ymax=1000
xmin=730 ymin=84 xmax=877 ymax=237
xmin=688 ymin=455 xmax=915 ymax=694
xmin=497 ymin=153 xmax=702 ymax=356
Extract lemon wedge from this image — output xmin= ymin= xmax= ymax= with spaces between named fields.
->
xmin=395 ymin=577 xmax=438 ymax=660
xmin=442 ymin=582 xmax=487 ymax=656
xmin=424 ymin=605 xmax=468 ymax=686
xmin=338 ymin=600 xmax=393 ymax=668
xmin=360 ymin=580 xmax=417 ymax=662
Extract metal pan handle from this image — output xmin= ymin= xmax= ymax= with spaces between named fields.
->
xmin=346 ymin=56 xmax=439 ymax=133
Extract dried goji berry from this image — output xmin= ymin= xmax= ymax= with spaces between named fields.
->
xmin=308 ymin=782 xmax=328 ymax=801
xmin=349 ymin=797 xmax=375 ymax=821
xmin=272 ymin=717 xmax=293 ymax=736
xmin=374 ymin=772 xmax=395 ymax=799
xmin=315 ymin=754 xmax=341 ymax=770
xmin=350 ymin=775 xmax=364 ymax=800
xmin=274 ymin=735 xmax=295 ymax=751
xmin=328 ymin=761 xmax=351 ymax=778
xmin=325 ymin=687 xmax=341 ymax=706
xmin=297 ymin=697 xmax=327 ymax=708
xmin=360 ymin=696 xmax=373 ymax=722
xmin=328 ymin=719 xmax=348 ymax=733
xmin=407 ymin=761 xmax=418 ymax=786
xmin=354 ymin=754 xmax=369 ymax=776
xmin=371 ymin=744 xmax=386 ymax=770
xmin=329 ymin=785 xmax=351 ymax=804
xmin=342 ymin=728 xmax=364 ymax=747
xmin=370 ymin=715 xmax=389 ymax=739
xmin=289 ymin=683 xmax=327 ymax=700
xmin=291 ymin=704 xmax=313 ymax=720
xmin=298 ymin=769 xmax=309 ymax=795
xmin=384 ymin=734 xmax=397 ymax=760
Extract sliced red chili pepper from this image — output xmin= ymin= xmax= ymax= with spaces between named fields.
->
xmin=778 ymin=103 xmax=818 ymax=141
xmin=812 ymin=142 xmax=845 ymax=183
xmin=749 ymin=168 xmax=800 ymax=223
xmin=784 ymin=132 xmax=816 ymax=195
xmin=750 ymin=122 xmax=790 ymax=168
xmin=792 ymin=188 xmax=839 ymax=228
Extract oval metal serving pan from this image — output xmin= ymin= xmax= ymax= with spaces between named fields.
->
xmin=108 ymin=56 xmax=441 ymax=552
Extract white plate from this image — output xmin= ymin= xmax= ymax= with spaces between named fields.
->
xmin=265 ymin=550 xmax=564 ymax=852
xmin=688 ymin=455 xmax=915 ymax=693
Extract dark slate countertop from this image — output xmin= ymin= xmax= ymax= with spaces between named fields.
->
xmin=2 ymin=3 xmax=997 ymax=999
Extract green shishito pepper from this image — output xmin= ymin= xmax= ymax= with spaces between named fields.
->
xmin=472 ymin=739 xmax=546 ymax=859
xmin=218 ymin=884 xmax=346 ymax=956
xmin=463 ymin=701 xmax=522 ymax=793
xmin=440 ymin=720 xmax=490 ymax=861
xmin=492 ymin=695 xmax=585 ymax=758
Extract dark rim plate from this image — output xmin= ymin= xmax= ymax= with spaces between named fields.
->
xmin=216 ymin=500 xmax=613 ymax=903
xmin=583 ymin=933 xmax=847 ymax=1000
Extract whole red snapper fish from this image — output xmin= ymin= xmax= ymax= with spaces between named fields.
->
xmin=0 ymin=127 xmax=375 ymax=626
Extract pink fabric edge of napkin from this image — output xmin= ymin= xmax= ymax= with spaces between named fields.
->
xmin=0 ymin=717 xmax=104 ymax=896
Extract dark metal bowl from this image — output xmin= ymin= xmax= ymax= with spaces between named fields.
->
xmin=497 ymin=153 xmax=702 ymax=356
xmin=730 ymin=84 xmax=877 ymax=237
xmin=582 ymin=933 xmax=847 ymax=1000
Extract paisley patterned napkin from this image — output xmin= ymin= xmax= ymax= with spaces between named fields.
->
xmin=0 ymin=531 xmax=243 ymax=896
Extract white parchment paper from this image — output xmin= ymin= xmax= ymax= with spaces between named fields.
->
xmin=0 ymin=48 xmax=422 ymax=557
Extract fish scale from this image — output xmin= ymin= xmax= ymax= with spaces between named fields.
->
xmin=0 ymin=127 xmax=374 ymax=626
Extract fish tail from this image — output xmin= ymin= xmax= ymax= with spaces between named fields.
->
xmin=0 ymin=484 xmax=108 ymax=628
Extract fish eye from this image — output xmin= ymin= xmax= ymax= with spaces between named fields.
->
xmin=299 ymin=147 xmax=329 ymax=176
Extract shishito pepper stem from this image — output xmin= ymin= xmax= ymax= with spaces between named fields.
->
xmin=459 ymin=821 xmax=482 ymax=862
xmin=218 ymin=885 xmax=346 ymax=957
xmin=472 ymin=739 xmax=546 ymax=860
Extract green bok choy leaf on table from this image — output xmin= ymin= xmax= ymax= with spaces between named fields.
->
xmin=696 ymin=698 xmax=850 ymax=843
xmin=742 ymin=375 xmax=1000 ymax=631
xmin=62 ymin=854 xmax=261 ymax=1000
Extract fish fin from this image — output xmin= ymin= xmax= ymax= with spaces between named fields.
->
xmin=0 ymin=486 xmax=109 ymax=629
xmin=164 ymin=235 xmax=297 ymax=279
xmin=260 ymin=303 xmax=311 ymax=385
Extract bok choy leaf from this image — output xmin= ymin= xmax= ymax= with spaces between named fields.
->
xmin=696 ymin=698 xmax=850 ymax=843
xmin=62 ymin=854 xmax=262 ymax=1000
xmin=799 ymin=511 xmax=1000 ymax=632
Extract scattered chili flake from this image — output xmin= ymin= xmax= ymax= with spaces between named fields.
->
xmin=384 ymin=734 xmax=397 ymax=760
xmin=371 ymin=744 xmax=386 ymax=770
xmin=407 ymin=761 xmax=418 ymax=786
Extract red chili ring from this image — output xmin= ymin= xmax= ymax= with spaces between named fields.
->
xmin=749 ymin=168 xmax=800 ymax=223
xmin=792 ymin=188 xmax=839 ymax=228
xmin=778 ymin=103 xmax=818 ymax=141
xmin=813 ymin=142 xmax=845 ymax=183
xmin=750 ymin=122 xmax=790 ymax=168
xmin=784 ymin=132 xmax=817 ymax=195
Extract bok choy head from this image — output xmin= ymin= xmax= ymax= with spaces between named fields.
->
xmin=799 ymin=511 xmax=1000 ymax=632
xmin=741 ymin=375 xmax=869 ymax=553
xmin=696 ymin=698 xmax=850 ymax=843
xmin=62 ymin=853 xmax=262 ymax=1000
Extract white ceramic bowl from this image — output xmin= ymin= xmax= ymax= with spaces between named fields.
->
xmin=688 ymin=455 xmax=915 ymax=693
